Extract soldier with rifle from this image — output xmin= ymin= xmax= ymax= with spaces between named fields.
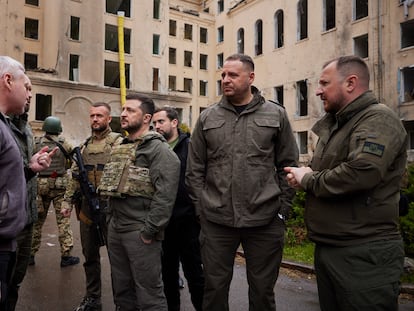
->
xmin=62 ymin=102 xmax=122 ymax=311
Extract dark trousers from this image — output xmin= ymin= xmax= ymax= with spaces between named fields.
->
xmin=161 ymin=216 xmax=204 ymax=311
xmin=80 ymin=216 xmax=108 ymax=299
xmin=0 ymin=251 xmax=15 ymax=311
xmin=315 ymin=239 xmax=404 ymax=311
xmin=200 ymin=217 xmax=285 ymax=311
xmin=107 ymin=223 xmax=167 ymax=311
xmin=7 ymin=224 xmax=33 ymax=311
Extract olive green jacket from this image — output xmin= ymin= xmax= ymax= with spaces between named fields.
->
xmin=302 ymin=91 xmax=407 ymax=246
xmin=109 ymin=131 xmax=180 ymax=240
xmin=186 ymin=86 xmax=298 ymax=228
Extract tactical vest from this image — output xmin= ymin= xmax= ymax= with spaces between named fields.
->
xmin=98 ymin=142 xmax=155 ymax=198
xmin=81 ymin=132 xmax=121 ymax=188
xmin=35 ymin=136 xmax=67 ymax=177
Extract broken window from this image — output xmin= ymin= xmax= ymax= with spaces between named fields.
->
xmin=25 ymin=0 xmax=39 ymax=6
xmin=255 ymin=20 xmax=263 ymax=56
xmin=274 ymin=10 xmax=284 ymax=48
xmin=70 ymin=16 xmax=80 ymax=40
xmin=298 ymin=131 xmax=308 ymax=154
xmin=274 ymin=85 xmax=284 ymax=106
xmin=323 ymin=0 xmax=336 ymax=31
xmin=153 ymin=0 xmax=161 ymax=19
xmin=169 ymin=48 xmax=176 ymax=64
xmin=35 ymin=94 xmax=52 ymax=121
xmin=184 ymin=51 xmax=192 ymax=67
xmin=104 ymin=60 xmax=130 ymax=88
xmin=237 ymin=28 xmax=244 ymax=53
xmin=169 ymin=20 xmax=177 ymax=36
xmin=25 ymin=18 xmax=39 ymax=40
xmin=184 ymin=78 xmax=192 ymax=94
xmin=153 ymin=34 xmax=160 ymax=55
xmin=24 ymin=52 xmax=37 ymax=70
xmin=217 ymin=80 xmax=222 ymax=95
xmin=184 ymin=24 xmax=193 ymax=40
xmin=69 ymin=54 xmax=79 ymax=81
xmin=200 ymin=54 xmax=208 ymax=70
xmin=200 ymin=27 xmax=208 ymax=43
xmin=297 ymin=0 xmax=308 ymax=41
xmin=218 ymin=0 xmax=224 ymax=13
xmin=105 ymin=24 xmax=131 ymax=53
xmin=400 ymin=66 xmax=414 ymax=103
xmin=152 ymin=68 xmax=159 ymax=91
xmin=403 ymin=121 xmax=414 ymax=150
xmin=401 ymin=19 xmax=414 ymax=49
xmin=218 ymin=26 xmax=224 ymax=43
xmin=106 ymin=0 xmax=131 ymax=18
xmin=354 ymin=34 xmax=368 ymax=58
xmin=217 ymin=53 xmax=224 ymax=69
xmin=200 ymin=80 xmax=208 ymax=96
xmin=354 ymin=0 xmax=368 ymax=20
xmin=297 ymin=80 xmax=308 ymax=116
xmin=168 ymin=75 xmax=176 ymax=91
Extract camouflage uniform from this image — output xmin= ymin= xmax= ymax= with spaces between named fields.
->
xmin=31 ymin=134 xmax=76 ymax=259
xmin=64 ymin=128 xmax=122 ymax=308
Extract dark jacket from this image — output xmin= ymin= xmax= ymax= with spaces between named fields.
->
xmin=186 ymin=86 xmax=299 ymax=228
xmin=302 ymin=91 xmax=407 ymax=246
xmin=0 ymin=113 xmax=27 ymax=251
xmin=10 ymin=114 xmax=37 ymax=225
xmin=170 ymin=130 xmax=195 ymax=220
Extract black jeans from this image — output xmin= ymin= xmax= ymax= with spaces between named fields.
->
xmin=0 ymin=250 xmax=15 ymax=311
xmin=161 ymin=215 xmax=204 ymax=311
xmin=7 ymin=224 xmax=33 ymax=311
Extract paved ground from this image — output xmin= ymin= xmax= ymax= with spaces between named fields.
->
xmin=15 ymin=208 xmax=414 ymax=311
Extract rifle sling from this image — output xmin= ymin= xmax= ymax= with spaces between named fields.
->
xmin=44 ymin=135 xmax=72 ymax=160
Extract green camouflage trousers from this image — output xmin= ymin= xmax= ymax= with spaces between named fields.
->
xmin=31 ymin=188 xmax=75 ymax=257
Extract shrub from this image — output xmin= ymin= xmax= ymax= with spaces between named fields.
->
xmin=286 ymin=190 xmax=308 ymax=246
xmin=401 ymin=164 xmax=414 ymax=257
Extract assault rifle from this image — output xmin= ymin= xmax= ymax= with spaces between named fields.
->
xmin=71 ymin=146 xmax=106 ymax=246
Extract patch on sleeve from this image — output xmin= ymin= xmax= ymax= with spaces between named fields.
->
xmin=362 ymin=141 xmax=385 ymax=157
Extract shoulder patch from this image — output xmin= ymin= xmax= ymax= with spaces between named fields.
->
xmin=362 ymin=141 xmax=385 ymax=157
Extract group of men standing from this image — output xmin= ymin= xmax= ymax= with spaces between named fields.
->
xmin=0 ymin=51 xmax=409 ymax=311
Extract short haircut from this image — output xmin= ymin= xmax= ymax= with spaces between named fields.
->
xmin=0 ymin=56 xmax=25 ymax=79
xmin=92 ymin=102 xmax=111 ymax=113
xmin=324 ymin=55 xmax=370 ymax=84
xmin=154 ymin=106 xmax=180 ymax=124
xmin=126 ymin=93 xmax=155 ymax=115
xmin=225 ymin=53 xmax=255 ymax=71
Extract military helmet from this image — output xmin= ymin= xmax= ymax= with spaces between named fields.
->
xmin=42 ymin=116 xmax=62 ymax=134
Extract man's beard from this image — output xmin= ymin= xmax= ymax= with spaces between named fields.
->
xmin=162 ymin=129 xmax=173 ymax=141
xmin=91 ymin=124 xmax=108 ymax=132
xmin=123 ymin=119 xmax=143 ymax=134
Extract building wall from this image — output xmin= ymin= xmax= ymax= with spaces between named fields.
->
xmin=1 ymin=0 xmax=414 ymax=155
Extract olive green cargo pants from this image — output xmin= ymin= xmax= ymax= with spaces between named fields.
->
xmin=314 ymin=238 xmax=404 ymax=311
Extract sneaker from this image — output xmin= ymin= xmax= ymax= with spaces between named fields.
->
xmin=60 ymin=256 xmax=80 ymax=267
xmin=28 ymin=255 xmax=35 ymax=266
xmin=74 ymin=296 xmax=102 ymax=311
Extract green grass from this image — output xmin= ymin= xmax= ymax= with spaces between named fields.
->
xmin=282 ymin=242 xmax=315 ymax=265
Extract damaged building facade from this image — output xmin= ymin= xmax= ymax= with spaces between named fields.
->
xmin=0 ymin=0 xmax=414 ymax=162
